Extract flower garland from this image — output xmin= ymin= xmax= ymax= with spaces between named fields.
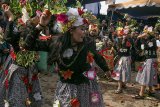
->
xmin=56 ymin=7 xmax=99 ymax=33
xmin=16 ymin=51 xmax=39 ymax=67
xmin=155 ymin=17 xmax=160 ymax=32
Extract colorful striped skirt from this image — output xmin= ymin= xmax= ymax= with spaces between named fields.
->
xmin=0 ymin=65 xmax=42 ymax=107
xmin=136 ymin=58 xmax=158 ymax=86
xmin=112 ymin=56 xmax=131 ymax=82
xmin=54 ymin=80 xmax=105 ymax=107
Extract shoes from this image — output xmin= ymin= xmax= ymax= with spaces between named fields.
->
xmin=132 ymin=94 xmax=145 ymax=99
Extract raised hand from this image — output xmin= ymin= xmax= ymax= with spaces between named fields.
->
xmin=1 ymin=4 xmax=14 ymax=21
xmin=39 ymin=9 xmax=51 ymax=27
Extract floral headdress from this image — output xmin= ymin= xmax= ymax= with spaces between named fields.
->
xmin=155 ymin=17 xmax=160 ymax=32
xmin=56 ymin=8 xmax=99 ymax=33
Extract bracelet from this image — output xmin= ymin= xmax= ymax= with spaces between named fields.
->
xmin=38 ymin=23 xmax=46 ymax=28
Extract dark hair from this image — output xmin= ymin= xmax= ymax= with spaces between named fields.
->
xmin=48 ymin=15 xmax=58 ymax=35
xmin=60 ymin=27 xmax=77 ymax=53
xmin=1 ymin=0 xmax=10 ymax=5
xmin=0 ymin=20 xmax=6 ymax=29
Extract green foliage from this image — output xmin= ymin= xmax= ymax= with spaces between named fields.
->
xmin=129 ymin=19 xmax=137 ymax=27
xmin=49 ymin=0 xmax=68 ymax=14
xmin=9 ymin=0 xmax=86 ymax=16
xmin=116 ymin=21 xmax=124 ymax=27
xmin=16 ymin=51 xmax=38 ymax=67
xmin=10 ymin=0 xmax=22 ymax=16
xmin=155 ymin=17 xmax=160 ymax=31
xmin=75 ymin=0 xmax=82 ymax=8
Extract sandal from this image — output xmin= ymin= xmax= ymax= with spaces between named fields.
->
xmin=146 ymin=91 xmax=155 ymax=97
xmin=133 ymin=94 xmax=145 ymax=99
xmin=114 ymin=89 xmax=123 ymax=94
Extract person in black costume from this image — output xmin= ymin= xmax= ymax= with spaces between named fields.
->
xmin=24 ymin=8 xmax=110 ymax=107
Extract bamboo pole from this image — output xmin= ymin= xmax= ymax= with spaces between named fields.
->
xmin=109 ymin=0 xmax=115 ymax=26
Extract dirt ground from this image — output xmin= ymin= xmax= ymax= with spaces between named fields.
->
xmin=39 ymin=72 xmax=160 ymax=107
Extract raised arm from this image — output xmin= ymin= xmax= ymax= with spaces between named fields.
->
xmin=1 ymin=4 xmax=21 ymax=52
xmin=24 ymin=9 xmax=56 ymax=52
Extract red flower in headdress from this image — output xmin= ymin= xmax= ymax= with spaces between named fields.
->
xmin=71 ymin=98 xmax=80 ymax=107
xmin=56 ymin=13 xmax=68 ymax=24
xmin=20 ymin=0 xmax=27 ymax=6
xmin=83 ymin=19 xmax=89 ymax=24
xmin=78 ymin=8 xmax=84 ymax=16
xmin=91 ymin=24 xmax=98 ymax=29
xmin=120 ymin=30 xmax=124 ymax=36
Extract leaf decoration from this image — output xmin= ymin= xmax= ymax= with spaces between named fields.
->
xmin=16 ymin=51 xmax=38 ymax=67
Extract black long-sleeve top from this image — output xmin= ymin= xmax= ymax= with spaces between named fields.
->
xmin=115 ymin=38 xmax=132 ymax=57
xmin=24 ymin=26 xmax=109 ymax=85
xmin=136 ymin=36 xmax=157 ymax=59
xmin=4 ymin=21 xmax=20 ymax=52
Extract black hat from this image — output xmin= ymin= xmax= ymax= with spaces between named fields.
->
xmin=1 ymin=0 xmax=10 ymax=5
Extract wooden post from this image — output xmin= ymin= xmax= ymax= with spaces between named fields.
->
xmin=110 ymin=0 xmax=115 ymax=25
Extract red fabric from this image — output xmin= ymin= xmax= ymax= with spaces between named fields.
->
xmin=4 ymin=70 xmax=9 ymax=89
xmin=22 ymin=76 xmax=33 ymax=93
xmin=111 ymin=72 xmax=116 ymax=77
xmin=39 ymin=35 xmax=51 ymax=40
xmin=22 ymin=76 xmax=29 ymax=85
xmin=10 ymin=51 xmax=16 ymax=60
xmin=71 ymin=98 xmax=80 ymax=107
xmin=87 ymin=52 xmax=94 ymax=63
xmin=138 ymin=66 xmax=143 ymax=71
xmin=153 ymin=62 xmax=158 ymax=68
xmin=32 ymin=74 xmax=38 ymax=81
xmin=27 ymin=85 xmax=32 ymax=93
xmin=99 ymin=48 xmax=114 ymax=68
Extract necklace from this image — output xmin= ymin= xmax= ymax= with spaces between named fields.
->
xmin=59 ymin=45 xmax=85 ymax=68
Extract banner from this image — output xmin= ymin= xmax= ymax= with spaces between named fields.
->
xmin=106 ymin=0 xmax=115 ymax=4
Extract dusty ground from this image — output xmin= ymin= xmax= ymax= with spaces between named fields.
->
xmin=39 ymin=72 xmax=160 ymax=107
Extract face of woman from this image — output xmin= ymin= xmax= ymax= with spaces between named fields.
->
xmin=71 ymin=26 xmax=85 ymax=43
xmin=89 ymin=30 xmax=98 ymax=36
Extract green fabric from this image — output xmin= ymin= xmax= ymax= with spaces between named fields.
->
xmin=36 ymin=51 xmax=48 ymax=72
